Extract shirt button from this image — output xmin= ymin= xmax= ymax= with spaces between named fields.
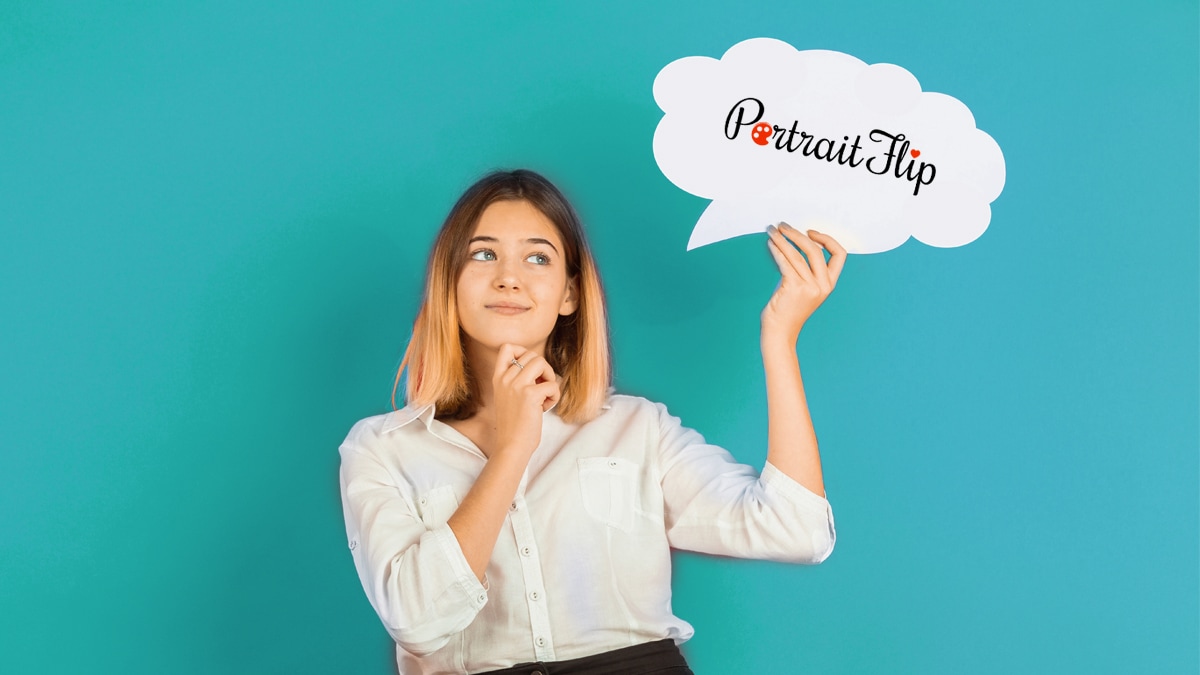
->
xmin=477 ymin=593 xmax=486 ymax=603
xmin=419 ymin=497 xmax=427 ymax=505
xmin=510 ymin=501 xmax=518 ymax=511
xmin=529 ymin=590 xmax=540 ymax=601
xmin=520 ymin=546 xmax=532 ymax=557
xmin=608 ymin=459 xmax=618 ymax=467
xmin=535 ymin=636 xmax=546 ymax=648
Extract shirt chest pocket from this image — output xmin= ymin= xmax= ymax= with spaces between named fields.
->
xmin=577 ymin=457 xmax=638 ymax=533
xmin=415 ymin=485 xmax=459 ymax=529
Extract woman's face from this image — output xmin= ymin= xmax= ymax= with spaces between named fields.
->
xmin=455 ymin=199 xmax=577 ymax=357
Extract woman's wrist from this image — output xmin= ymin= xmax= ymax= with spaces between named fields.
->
xmin=760 ymin=323 xmax=801 ymax=354
xmin=489 ymin=440 xmax=538 ymax=464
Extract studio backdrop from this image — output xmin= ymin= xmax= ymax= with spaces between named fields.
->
xmin=1 ymin=2 xmax=1196 ymax=673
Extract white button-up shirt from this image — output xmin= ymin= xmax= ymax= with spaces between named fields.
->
xmin=339 ymin=394 xmax=835 ymax=674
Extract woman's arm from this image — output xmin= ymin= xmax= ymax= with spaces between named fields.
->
xmin=760 ymin=223 xmax=846 ymax=498
xmin=447 ymin=343 xmax=560 ymax=582
xmin=656 ymin=398 xmax=836 ymax=564
xmin=340 ymin=429 xmax=488 ymax=655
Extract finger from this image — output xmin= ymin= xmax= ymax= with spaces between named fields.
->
xmin=765 ymin=233 xmax=797 ymax=281
xmin=497 ymin=344 xmax=533 ymax=386
xmin=767 ymin=225 xmax=813 ymax=284
xmin=807 ymin=230 xmax=847 ymax=286
xmin=534 ymin=381 xmax=561 ymax=412
xmin=512 ymin=353 xmax=554 ymax=387
xmin=494 ymin=343 xmax=519 ymax=382
xmin=530 ymin=357 xmax=559 ymax=385
xmin=779 ymin=223 xmax=832 ymax=290
xmin=507 ymin=344 xmax=531 ymax=365
xmin=768 ymin=225 xmax=816 ymax=285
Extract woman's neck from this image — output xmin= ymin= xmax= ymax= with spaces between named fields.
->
xmin=464 ymin=343 xmax=499 ymax=413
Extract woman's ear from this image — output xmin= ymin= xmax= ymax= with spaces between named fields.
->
xmin=559 ymin=276 xmax=579 ymax=316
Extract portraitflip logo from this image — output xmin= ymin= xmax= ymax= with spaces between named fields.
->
xmin=653 ymin=39 xmax=1006 ymax=253
xmin=725 ymin=97 xmax=937 ymax=196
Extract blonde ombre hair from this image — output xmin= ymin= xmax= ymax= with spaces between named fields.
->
xmin=392 ymin=170 xmax=612 ymax=424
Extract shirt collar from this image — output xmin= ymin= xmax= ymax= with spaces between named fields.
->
xmin=382 ymin=403 xmax=436 ymax=433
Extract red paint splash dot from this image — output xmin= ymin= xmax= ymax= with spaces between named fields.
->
xmin=751 ymin=123 xmax=773 ymax=146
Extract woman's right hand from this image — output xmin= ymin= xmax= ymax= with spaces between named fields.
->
xmin=491 ymin=344 xmax=560 ymax=458
xmin=446 ymin=345 xmax=560 ymax=582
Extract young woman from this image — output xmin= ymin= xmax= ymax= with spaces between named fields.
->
xmin=339 ymin=169 xmax=845 ymax=674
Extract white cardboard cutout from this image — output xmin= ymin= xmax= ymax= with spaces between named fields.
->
xmin=653 ymin=39 xmax=1006 ymax=254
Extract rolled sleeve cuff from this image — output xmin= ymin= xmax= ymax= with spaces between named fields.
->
xmin=762 ymin=461 xmax=836 ymax=562
xmin=391 ymin=523 xmax=490 ymax=655
xmin=428 ymin=523 xmax=489 ymax=610
xmin=762 ymin=462 xmax=832 ymax=512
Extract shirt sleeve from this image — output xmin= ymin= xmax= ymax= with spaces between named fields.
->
xmin=653 ymin=402 xmax=836 ymax=564
xmin=338 ymin=421 xmax=488 ymax=656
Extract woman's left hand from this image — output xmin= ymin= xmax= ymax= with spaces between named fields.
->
xmin=761 ymin=223 xmax=846 ymax=342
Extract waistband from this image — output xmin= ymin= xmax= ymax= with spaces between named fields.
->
xmin=473 ymin=638 xmax=691 ymax=675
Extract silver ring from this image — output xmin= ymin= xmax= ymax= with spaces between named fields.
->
xmin=510 ymin=358 xmax=524 ymax=370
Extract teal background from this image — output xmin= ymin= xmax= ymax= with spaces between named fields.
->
xmin=2 ymin=1 xmax=1196 ymax=673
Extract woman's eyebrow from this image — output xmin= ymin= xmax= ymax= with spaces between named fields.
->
xmin=468 ymin=235 xmax=559 ymax=254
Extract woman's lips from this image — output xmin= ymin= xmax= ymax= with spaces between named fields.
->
xmin=486 ymin=303 xmax=529 ymax=315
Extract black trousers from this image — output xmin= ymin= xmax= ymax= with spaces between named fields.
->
xmin=473 ymin=639 xmax=693 ymax=675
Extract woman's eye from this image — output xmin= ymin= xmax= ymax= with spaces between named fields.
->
xmin=525 ymin=252 xmax=551 ymax=265
xmin=469 ymin=249 xmax=496 ymax=261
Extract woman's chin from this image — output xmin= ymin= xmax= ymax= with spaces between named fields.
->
xmin=465 ymin=336 xmax=548 ymax=356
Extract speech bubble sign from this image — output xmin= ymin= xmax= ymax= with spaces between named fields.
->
xmin=653 ymin=38 xmax=1006 ymax=253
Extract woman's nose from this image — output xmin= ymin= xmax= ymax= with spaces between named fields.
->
xmin=493 ymin=259 xmax=521 ymax=290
